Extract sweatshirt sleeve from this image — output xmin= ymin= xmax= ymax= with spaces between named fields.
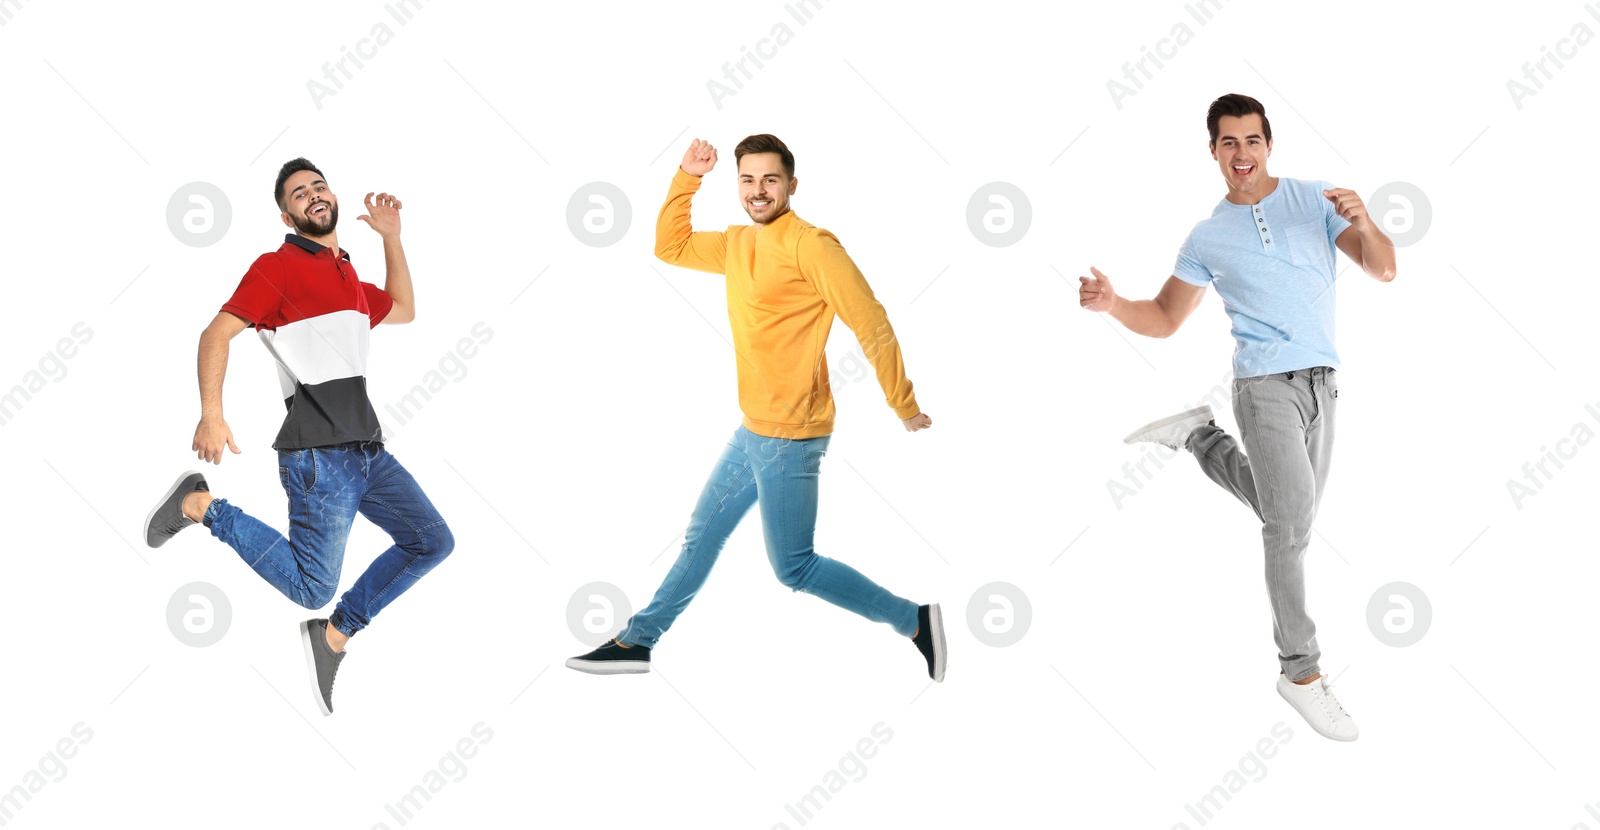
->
xmin=654 ymin=168 xmax=728 ymax=274
xmin=796 ymin=229 xmax=920 ymax=420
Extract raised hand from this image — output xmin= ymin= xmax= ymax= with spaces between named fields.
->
xmin=680 ymin=139 xmax=718 ymax=177
xmin=1323 ymin=188 xmax=1370 ymax=233
xmin=1078 ymin=267 xmax=1118 ymax=313
xmin=357 ymin=191 xmax=403 ymax=238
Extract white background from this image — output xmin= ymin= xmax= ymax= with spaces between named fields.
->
xmin=2 ymin=0 xmax=1597 ymax=827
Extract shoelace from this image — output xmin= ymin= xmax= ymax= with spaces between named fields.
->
xmin=1312 ymin=676 xmax=1348 ymax=722
xmin=163 ymin=514 xmax=196 ymax=534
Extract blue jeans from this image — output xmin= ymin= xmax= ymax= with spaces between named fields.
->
xmin=618 ymin=425 xmax=920 ymax=647
xmin=202 ymin=442 xmax=454 ymax=637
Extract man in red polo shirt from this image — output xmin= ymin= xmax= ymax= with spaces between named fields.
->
xmin=143 ymin=158 xmax=454 ymax=716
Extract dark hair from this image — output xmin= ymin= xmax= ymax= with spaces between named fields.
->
xmin=1206 ymin=94 xmax=1272 ymax=146
xmin=734 ymin=134 xmax=795 ymax=179
xmin=274 ymin=157 xmax=325 ymax=211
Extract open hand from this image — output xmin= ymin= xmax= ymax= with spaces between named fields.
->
xmin=357 ymin=191 xmax=403 ymax=238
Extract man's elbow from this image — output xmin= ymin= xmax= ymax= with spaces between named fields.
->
xmin=387 ymin=305 xmax=417 ymax=325
xmin=654 ymin=238 xmax=681 ymax=264
xmin=1373 ymin=264 xmax=1397 ymax=283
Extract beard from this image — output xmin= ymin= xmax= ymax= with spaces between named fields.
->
xmin=291 ymin=201 xmax=339 ymax=236
xmin=743 ymin=197 xmax=786 ymax=223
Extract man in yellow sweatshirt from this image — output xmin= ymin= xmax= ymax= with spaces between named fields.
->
xmin=566 ymin=134 xmax=946 ymax=681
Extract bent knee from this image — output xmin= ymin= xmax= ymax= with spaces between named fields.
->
xmin=423 ymin=521 xmax=455 ymax=559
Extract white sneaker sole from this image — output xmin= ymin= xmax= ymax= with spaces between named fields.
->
xmin=929 ymin=603 xmax=947 ymax=683
xmin=1276 ymin=680 xmax=1357 ymax=742
xmin=1122 ymin=406 xmax=1214 ymax=446
xmin=565 ymin=657 xmax=650 ymax=675
xmin=300 ymin=620 xmax=333 ymax=717
xmin=145 ymin=470 xmax=202 ymax=548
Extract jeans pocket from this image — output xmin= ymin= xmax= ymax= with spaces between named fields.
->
xmin=278 ymin=449 xmax=317 ymax=495
xmin=802 ymin=446 xmax=827 ymax=474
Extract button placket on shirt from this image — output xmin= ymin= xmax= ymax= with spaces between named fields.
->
xmin=1255 ymin=204 xmax=1275 ymax=251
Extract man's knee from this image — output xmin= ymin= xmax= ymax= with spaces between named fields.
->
xmin=305 ymin=582 xmax=338 ymax=609
xmin=423 ymin=521 xmax=455 ymax=561
xmin=773 ymin=552 xmax=814 ymax=590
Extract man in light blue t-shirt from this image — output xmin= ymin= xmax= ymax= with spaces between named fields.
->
xmin=1078 ymin=93 xmax=1396 ymax=742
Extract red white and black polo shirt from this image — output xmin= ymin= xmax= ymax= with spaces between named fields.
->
xmin=220 ymin=233 xmax=393 ymax=450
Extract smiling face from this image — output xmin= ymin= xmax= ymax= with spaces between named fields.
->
xmin=279 ymin=169 xmax=339 ymax=236
xmin=737 ymin=152 xmax=796 ymax=225
xmin=1210 ymin=113 xmax=1272 ymax=201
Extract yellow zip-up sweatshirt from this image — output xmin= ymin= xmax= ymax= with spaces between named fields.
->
xmin=655 ymin=168 xmax=919 ymax=440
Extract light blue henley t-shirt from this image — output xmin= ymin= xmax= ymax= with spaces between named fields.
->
xmin=1172 ymin=177 xmax=1352 ymax=378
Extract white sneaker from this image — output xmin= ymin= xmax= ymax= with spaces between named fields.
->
xmin=1277 ymin=673 xmax=1358 ymax=741
xmin=1122 ymin=405 xmax=1215 ymax=451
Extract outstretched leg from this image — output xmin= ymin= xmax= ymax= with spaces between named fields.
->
xmin=745 ymin=427 xmax=919 ymax=638
xmin=615 ymin=428 xmax=760 ymax=648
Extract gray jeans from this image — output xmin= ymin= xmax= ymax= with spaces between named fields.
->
xmin=1187 ymin=366 xmax=1337 ymax=681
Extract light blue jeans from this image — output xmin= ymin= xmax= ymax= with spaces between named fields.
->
xmin=618 ymin=425 xmax=920 ymax=647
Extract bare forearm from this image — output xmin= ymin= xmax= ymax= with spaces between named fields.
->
xmin=197 ymin=330 xmax=230 ymax=419
xmin=382 ymin=235 xmax=414 ymax=314
xmin=1108 ymin=296 xmax=1179 ymax=338
xmin=1359 ymin=226 xmax=1397 ymax=282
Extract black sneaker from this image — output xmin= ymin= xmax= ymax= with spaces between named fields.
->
xmin=566 ymin=638 xmax=651 ymax=675
xmin=145 ymin=471 xmax=208 ymax=548
xmin=912 ymin=604 xmax=947 ymax=682
xmin=299 ymin=619 xmax=346 ymax=716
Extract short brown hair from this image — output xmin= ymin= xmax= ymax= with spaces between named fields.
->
xmin=734 ymin=134 xmax=795 ymax=179
xmin=1206 ymin=94 xmax=1272 ymax=147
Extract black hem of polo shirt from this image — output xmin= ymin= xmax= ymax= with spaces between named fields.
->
xmin=283 ymin=232 xmax=351 ymax=261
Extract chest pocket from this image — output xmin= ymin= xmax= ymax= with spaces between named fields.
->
xmin=1283 ymin=220 xmax=1334 ymax=276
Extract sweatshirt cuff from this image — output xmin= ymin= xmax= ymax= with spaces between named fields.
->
xmin=892 ymin=401 xmax=921 ymax=420
xmin=673 ymin=167 xmax=704 ymax=189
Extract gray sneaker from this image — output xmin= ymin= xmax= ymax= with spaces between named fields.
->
xmin=145 ymin=471 xmax=208 ymax=548
xmin=1123 ymin=406 xmax=1215 ymax=451
xmin=299 ymin=619 xmax=346 ymax=716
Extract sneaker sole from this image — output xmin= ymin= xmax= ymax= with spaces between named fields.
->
xmin=565 ymin=657 xmax=650 ymax=675
xmin=1276 ymin=681 xmax=1357 ymax=742
xmin=929 ymin=603 xmax=947 ymax=683
xmin=145 ymin=470 xmax=203 ymax=549
xmin=1122 ymin=406 xmax=1213 ymax=445
xmin=300 ymin=620 xmax=333 ymax=717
